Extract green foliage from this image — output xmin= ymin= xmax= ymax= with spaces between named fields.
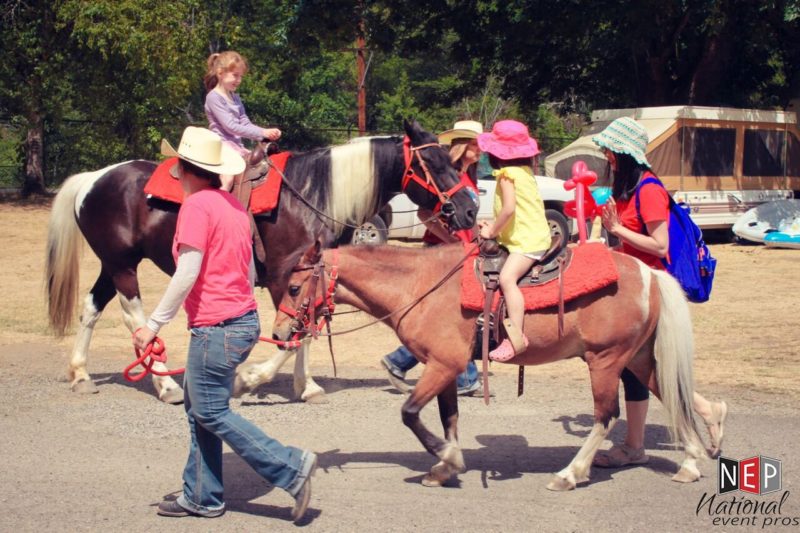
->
xmin=2 ymin=0 xmax=798 ymax=188
xmin=528 ymin=104 xmax=578 ymax=155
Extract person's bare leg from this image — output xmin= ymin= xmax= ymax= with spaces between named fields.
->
xmin=623 ymin=399 xmax=648 ymax=450
xmin=499 ymin=253 xmax=535 ymax=331
xmin=693 ymin=391 xmax=727 ymax=457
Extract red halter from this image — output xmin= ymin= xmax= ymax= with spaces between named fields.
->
xmin=401 ymin=136 xmax=466 ymax=213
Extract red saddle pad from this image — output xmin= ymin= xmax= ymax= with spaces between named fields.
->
xmin=143 ymin=157 xmax=182 ymax=204
xmin=460 ymin=242 xmax=619 ymax=312
xmin=142 ymin=152 xmax=292 ymax=213
xmin=250 ymin=152 xmax=291 ymax=215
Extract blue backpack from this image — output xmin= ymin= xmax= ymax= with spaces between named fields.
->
xmin=635 ymin=175 xmax=717 ymax=303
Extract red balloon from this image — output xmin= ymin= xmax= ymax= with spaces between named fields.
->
xmin=563 ymin=159 xmax=600 ymax=244
xmin=564 ymin=195 xmax=599 ymax=219
xmin=571 ymin=160 xmax=588 ymax=176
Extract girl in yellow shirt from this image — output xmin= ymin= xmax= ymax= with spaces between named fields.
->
xmin=477 ymin=120 xmax=551 ymax=362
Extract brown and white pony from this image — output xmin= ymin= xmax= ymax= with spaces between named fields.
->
xmin=45 ymin=120 xmax=476 ymax=403
xmin=272 ymin=242 xmax=710 ymax=491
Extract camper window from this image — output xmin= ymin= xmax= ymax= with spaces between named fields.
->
xmin=683 ymin=127 xmax=736 ymax=176
xmin=743 ymin=129 xmax=785 ymax=177
xmin=789 ymin=131 xmax=800 ymax=176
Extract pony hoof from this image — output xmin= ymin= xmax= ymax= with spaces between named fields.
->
xmin=672 ymin=467 xmax=701 ymax=483
xmin=159 ymin=387 xmax=184 ymax=405
xmin=546 ymin=475 xmax=576 ymax=492
xmin=71 ymin=379 xmax=99 ymax=394
xmin=422 ymin=460 xmax=455 ymax=487
xmin=421 ymin=474 xmax=443 ymax=488
xmin=302 ymin=392 xmax=329 ymax=404
xmin=232 ymin=374 xmax=250 ymax=398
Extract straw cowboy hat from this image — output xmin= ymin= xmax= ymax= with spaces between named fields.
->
xmin=477 ymin=119 xmax=540 ymax=159
xmin=438 ymin=120 xmax=484 ymax=145
xmin=591 ymin=116 xmax=651 ymax=168
xmin=161 ymin=126 xmax=245 ymax=177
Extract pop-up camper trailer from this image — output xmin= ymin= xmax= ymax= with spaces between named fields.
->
xmin=545 ymin=106 xmax=800 ymax=228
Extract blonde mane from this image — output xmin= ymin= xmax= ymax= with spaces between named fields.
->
xmin=328 ymin=142 xmax=378 ymax=237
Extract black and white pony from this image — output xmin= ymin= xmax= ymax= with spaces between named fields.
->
xmin=46 ymin=120 xmax=476 ymax=403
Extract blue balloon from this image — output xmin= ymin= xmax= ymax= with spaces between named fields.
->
xmin=592 ymin=187 xmax=612 ymax=206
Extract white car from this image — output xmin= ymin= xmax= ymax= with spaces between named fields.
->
xmin=352 ymin=173 xmax=576 ymax=246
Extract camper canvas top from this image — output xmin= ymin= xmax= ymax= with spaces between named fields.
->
xmin=545 ymin=105 xmax=799 ymax=229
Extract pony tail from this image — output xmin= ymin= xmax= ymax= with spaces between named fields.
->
xmin=204 ymin=53 xmax=221 ymax=92
xmin=46 ymin=171 xmax=91 ymax=335
xmin=651 ymin=269 xmax=706 ymax=459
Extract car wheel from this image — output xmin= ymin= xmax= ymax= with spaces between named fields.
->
xmin=351 ymin=215 xmax=388 ymax=246
xmin=545 ymin=209 xmax=569 ymax=250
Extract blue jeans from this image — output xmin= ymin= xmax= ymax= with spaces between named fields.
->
xmin=386 ymin=345 xmax=478 ymax=389
xmin=177 ymin=310 xmax=315 ymax=516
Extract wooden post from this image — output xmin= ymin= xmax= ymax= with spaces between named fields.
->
xmin=356 ymin=22 xmax=367 ymax=135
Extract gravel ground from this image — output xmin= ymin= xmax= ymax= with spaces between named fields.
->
xmin=1 ymin=342 xmax=798 ymax=533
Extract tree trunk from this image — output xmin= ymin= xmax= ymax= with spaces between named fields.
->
xmin=687 ymin=1 xmax=734 ymax=104
xmin=21 ymin=115 xmax=46 ymax=197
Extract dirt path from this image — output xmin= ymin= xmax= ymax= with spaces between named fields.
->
xmin=1 ymin=203 xmax=799 ymax=531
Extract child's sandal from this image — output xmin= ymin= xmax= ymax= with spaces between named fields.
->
xmin=488 ymin=334 xmax=529 ymax=363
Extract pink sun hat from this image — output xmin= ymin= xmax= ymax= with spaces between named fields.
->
xmin=477 ymin=120 xmax=540 ymax=159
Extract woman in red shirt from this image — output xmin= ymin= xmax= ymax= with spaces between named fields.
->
xmin=592 ymin=117 xmax=728 ymax=468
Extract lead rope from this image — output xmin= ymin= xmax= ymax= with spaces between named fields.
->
xmin=124 ymin=331 xmax=185 ymax=382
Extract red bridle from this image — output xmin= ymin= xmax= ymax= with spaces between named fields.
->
xmin=401 ymin=136 xmax=466 ymax=213
xmin=278 ymin=248 xmax=340 ymax=340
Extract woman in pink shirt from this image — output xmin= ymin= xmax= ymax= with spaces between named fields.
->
xmin=203 ymin=51 xmax=281 ymax=190
xmin=133 ymin=127 xmax=317 ymax=523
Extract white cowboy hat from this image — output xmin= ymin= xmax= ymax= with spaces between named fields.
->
xmin=161 ymin=126 xmax=245 ymax=177
xmin=438 ymin=120 xmax=484 ymax=145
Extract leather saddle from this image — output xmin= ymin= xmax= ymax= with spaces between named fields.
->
xmin=232 ymin=141 xmax=282 ymax=265
xmin=475 ymin=233 xmax=571 ymax=287
xmin=239 ymin=141 xmax=281 ymax=190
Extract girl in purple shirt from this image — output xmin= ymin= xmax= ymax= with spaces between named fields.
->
xmin=203 ymin=51 xmax=281 ymax=190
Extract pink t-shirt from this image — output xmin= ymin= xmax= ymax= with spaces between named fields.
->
xmin=173 ymin=189 xmax=257 ymax=327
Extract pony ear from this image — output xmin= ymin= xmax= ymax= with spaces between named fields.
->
xmin=403 ymin=118 xmax=423 ymax=144
xmin=302 ymin=239 xmax=323 ymax=264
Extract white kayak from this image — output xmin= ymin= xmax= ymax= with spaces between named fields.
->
xmin=764 ymin=215 xmax=800 ymax=249
xmin=732 ymin=199 xmax=800 ymax=244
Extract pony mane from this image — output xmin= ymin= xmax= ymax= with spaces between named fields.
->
xmin=327 ymin=140 xmax=380 ymax=236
